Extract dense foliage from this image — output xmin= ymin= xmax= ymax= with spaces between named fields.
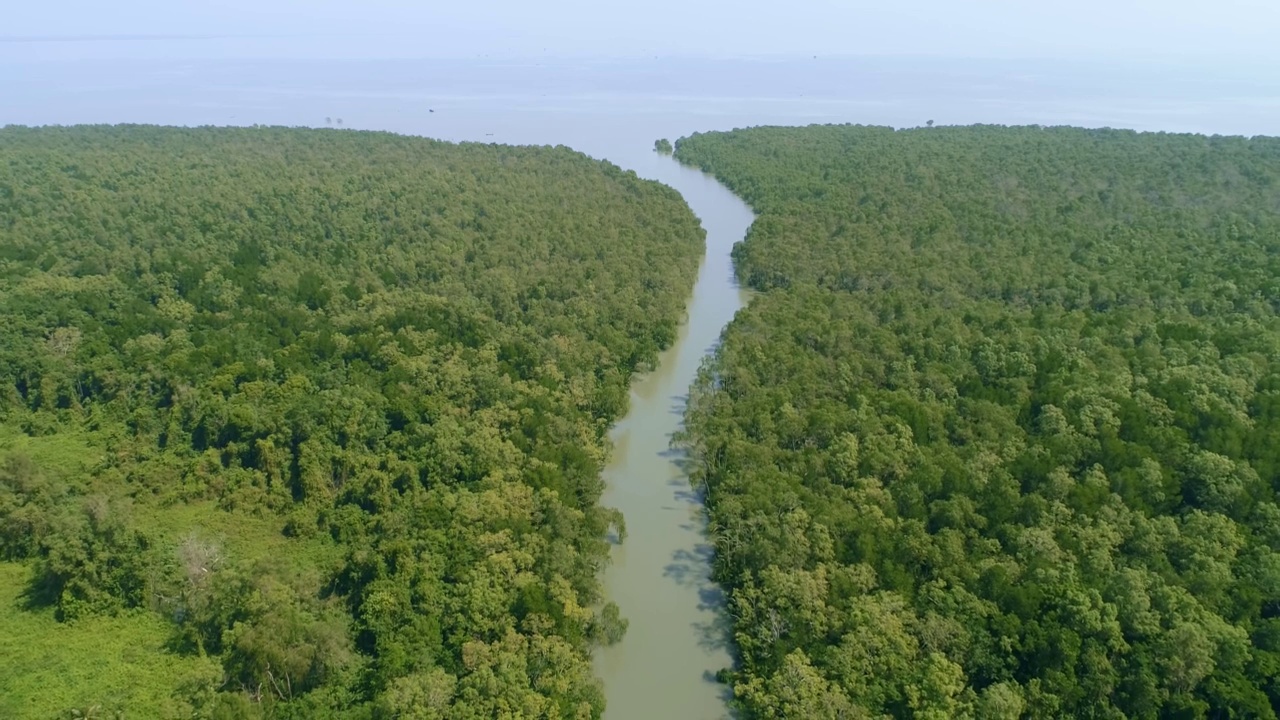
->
xmin=0 ymin=124 xmax=705 ymax=718
xmin=675 ymin=124 xmax=1280 ymax=718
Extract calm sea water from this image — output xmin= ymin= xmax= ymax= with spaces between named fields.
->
xmin=4 ymin=55 xmax=1278 ymax=156
xmin=4 ymin=53 xmax=1275 ymax=719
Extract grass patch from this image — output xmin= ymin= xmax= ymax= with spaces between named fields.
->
xmin=0 ymin=562 xmax=221 ymax=719
xmin=134 ymin=500 xmax=344 ymax=577
xmin=0 ymin=427 xmax=342 ymax=717
xmin=0 ymin=424 xmax=103 ymax=480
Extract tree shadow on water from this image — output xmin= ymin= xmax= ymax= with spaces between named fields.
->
xmin=665 ymin=457 xmax=698 ymax=482
xmin=657 ymin=446 xmax=686 ymax=460
xmin=671 ymin=486 xmax=700 ymax=506
xmin=664 ymin=469 xmax=705 ymax=509
xmin=670 ymin=394 xmax=689 ymax=417
xmin=694 ymin=584 xmax=735 ymax=655
xmin=664 ymin=546 xmax=737 ymax=657
xmin=698 ymin=584 xmax=725 ymax=611
xmin=702 ymin=669 xmax=736 ymax=708
xmin=662 ymin=543 xmax=715 ymax=587
xmin=661 ymin=429 xmax=699 ymax=471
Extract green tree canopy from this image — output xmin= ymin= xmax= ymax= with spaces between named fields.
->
xmin=676 ymin=123 xmax=1280 ymax=718
xmin=0 ymin=124 xmax=706 ymax=717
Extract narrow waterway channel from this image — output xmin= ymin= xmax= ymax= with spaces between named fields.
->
xmin=591 ymin=157 xmax=755 ymax=720
xmin=0 ymin=59 xmax=763 ymax=713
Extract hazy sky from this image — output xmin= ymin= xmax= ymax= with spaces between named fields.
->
xmin=5 ymin=0 xmax=1278 ymax=63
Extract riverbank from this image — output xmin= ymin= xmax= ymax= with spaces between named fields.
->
xmin=592 ymin=156 xmax=754 ymax=720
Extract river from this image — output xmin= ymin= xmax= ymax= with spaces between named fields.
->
xmin=588 ymin=161 xmax=753 ymax=720
xmin=2 ymin=57 xmax=771 ymax=719
xmin=5 ymin=53 xmax=1278 ymax=719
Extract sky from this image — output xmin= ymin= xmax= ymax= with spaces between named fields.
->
xmin=3 ymin=0 xmax=1278 ymax=65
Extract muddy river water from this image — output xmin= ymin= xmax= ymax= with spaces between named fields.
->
xmin=9 ymin=54 xmax=1271 ymax=718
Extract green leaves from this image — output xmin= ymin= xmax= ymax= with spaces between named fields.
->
xmin=676 ymin=124 xmax=1280 ymax=718
xmin=0 ymin=125 xmax=707 ymax=717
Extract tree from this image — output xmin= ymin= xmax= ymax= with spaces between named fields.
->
xmin=672 ymin=123 xmax=1280 ymax=718
xmin=0 ymin=124 xmax=708 ymax=715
